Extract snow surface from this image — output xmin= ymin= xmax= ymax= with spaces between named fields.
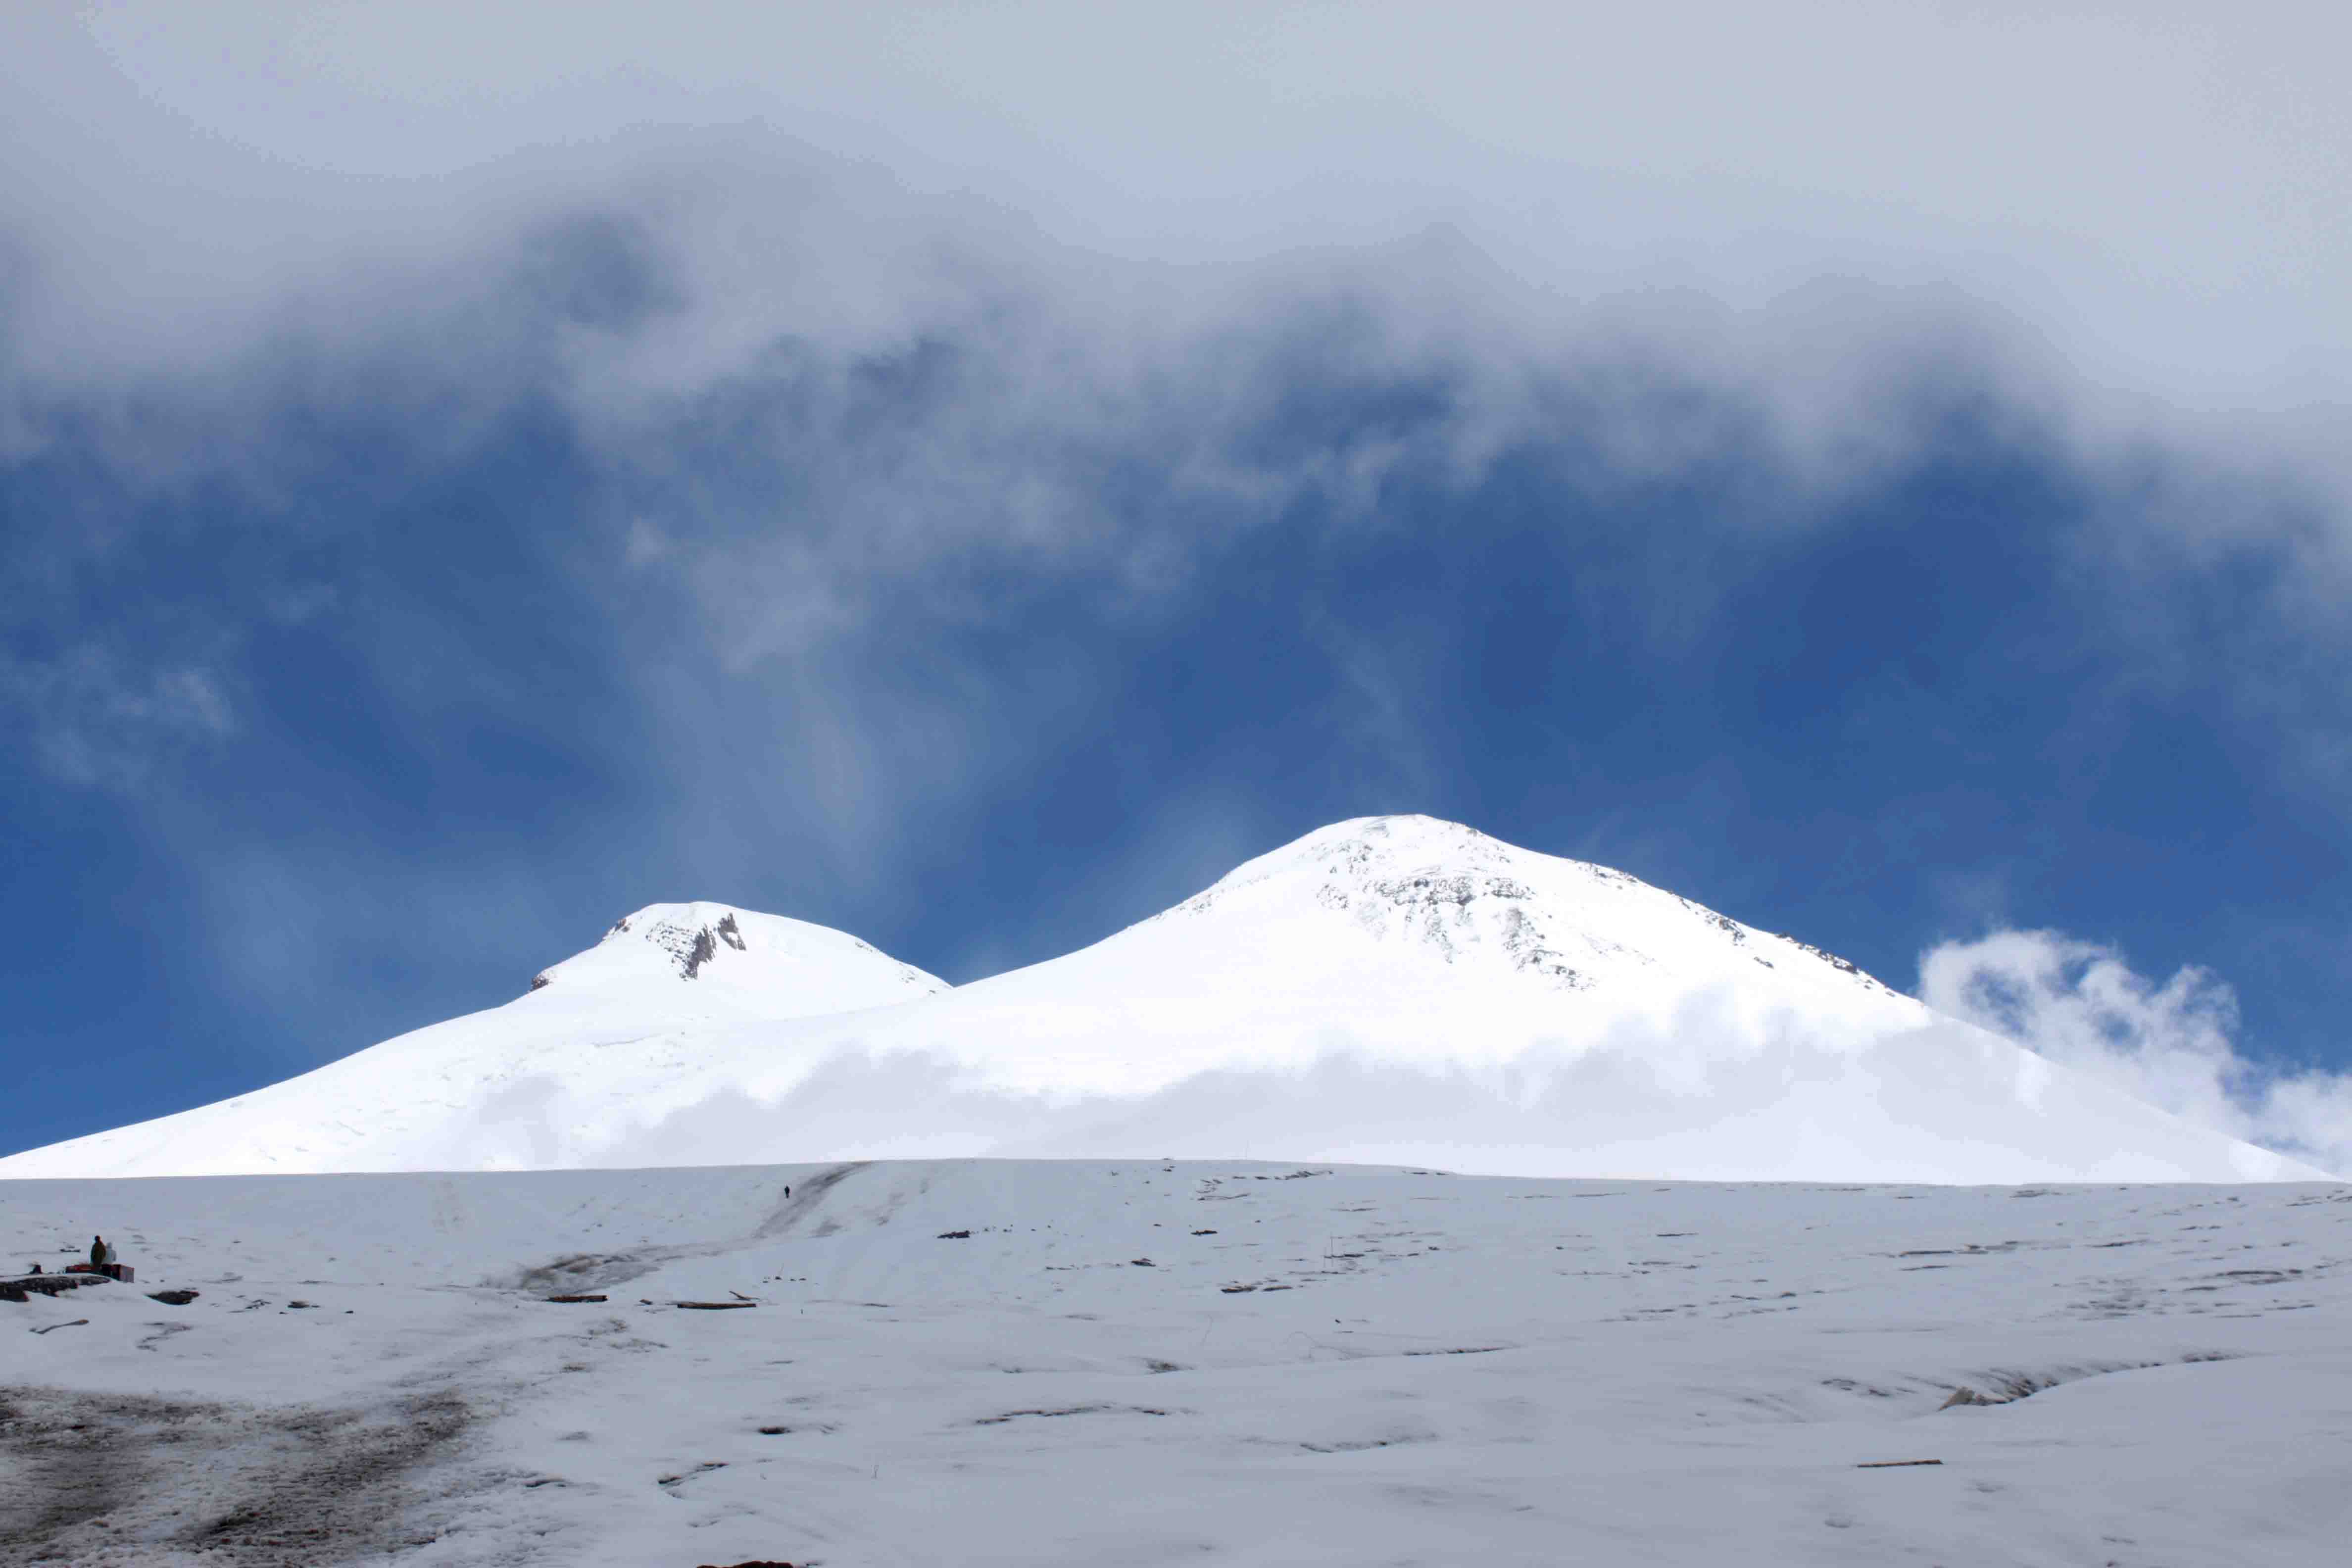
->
xmin=0 ymin=818 xmax=2325 ymax=1182
xmin=3 ymin=1159 xmax=2349 ymax=1566
xmin=0 ymin=902 xmax=945 ymax=1179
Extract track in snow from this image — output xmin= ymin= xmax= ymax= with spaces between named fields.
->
xmin=4 ymin=1159 xmax=2349 ymax=1566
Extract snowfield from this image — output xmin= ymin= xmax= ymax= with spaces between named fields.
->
xmin=3 ymin=1159 xmax=2349 ymax=1566
xmin=0 ymin=819 xmax=2322 ymax=1183
xmin=8 ymin=817 xmax=2340 ymax=1560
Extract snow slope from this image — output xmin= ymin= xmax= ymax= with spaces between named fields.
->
xmin=0 ymin=902 xmax=945 ymax=1178
xmin=0 ymin=818 xmax=2325 ymax=1181
xmin=3 ymin=1159 xmax=2349 ymax=1566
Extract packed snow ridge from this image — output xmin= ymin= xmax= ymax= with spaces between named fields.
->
xmin=0 ymin=817 xmax=2329 ymax=1182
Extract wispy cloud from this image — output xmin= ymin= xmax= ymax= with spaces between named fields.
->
xmin=0 ymin=644 xmax=235 ymax=788
xmin=1920 ymin=929 xmax=2352 ymax=1177
xmin=4 ymin=4 xmax=2350 ymax=1134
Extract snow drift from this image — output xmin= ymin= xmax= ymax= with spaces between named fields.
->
xmin=0 ymin=818 xmax=2325 ymax=1181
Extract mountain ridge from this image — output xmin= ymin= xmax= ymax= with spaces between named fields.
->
xmin=0 ymin=816 xmax=2326 ymax=1182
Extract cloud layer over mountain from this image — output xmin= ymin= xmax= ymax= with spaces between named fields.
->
xmin=0 ymin=5 xmax=2345 ymax=1163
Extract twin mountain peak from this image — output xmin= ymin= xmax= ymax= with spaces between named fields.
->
xmin=535 ymin=816 xmax=1886 ymax=1007
xmin=0 ymin=815 xmax=2325 ymax=1182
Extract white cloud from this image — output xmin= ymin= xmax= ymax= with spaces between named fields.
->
xmin=5 ymin=4 xmax=2350 ymax=649
xmin=4 ymin=3 xmax=2348 ymax=465
xmin=1919 ymin=928 xmax=2352 ymax=1177
xmin=22 ymin=1 xmax=2349 ymax=412
xmin=4 ymin=1 xmax=2350 ymax=948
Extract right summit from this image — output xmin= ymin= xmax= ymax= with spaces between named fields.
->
xmin=838 ymin=815 xmax=2323 ymax=1182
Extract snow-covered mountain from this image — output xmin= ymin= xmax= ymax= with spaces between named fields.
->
xmin=522 ymin=901 xmax=944 ymax=1010
xmin=0 ymin=818 xmax=2325 ymax=1181
xmin=0 ymin=901 xmax=945 ymax=1178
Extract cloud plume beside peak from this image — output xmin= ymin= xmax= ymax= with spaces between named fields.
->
xmin=1920 ymin=930 xmax=2351 ymax=1179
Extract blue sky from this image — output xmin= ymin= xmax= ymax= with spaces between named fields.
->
xmin=3 ymin=3 xmax=2348 ymax=1167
